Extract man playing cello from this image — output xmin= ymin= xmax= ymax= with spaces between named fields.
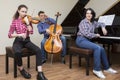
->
xmin=37 ymin=11 xmax=66 ymax=64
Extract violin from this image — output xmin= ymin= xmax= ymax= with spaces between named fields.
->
xmin=22 ymin=15 xmax=40 ymax=24
xmin=44 ymin=12 xmax=62 ymax=54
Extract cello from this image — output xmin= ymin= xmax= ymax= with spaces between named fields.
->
xmin=44 ymin=12 xmax=62 ymax=54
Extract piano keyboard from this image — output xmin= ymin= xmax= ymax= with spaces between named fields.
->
xmin=100 ymin=36 xmax=120 ymax=40
xmin=62 ymin=35 xmax=120 ymax=40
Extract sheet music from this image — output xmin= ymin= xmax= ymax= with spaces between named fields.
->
xmin=98 ymin=14 xmax=115 ymax=26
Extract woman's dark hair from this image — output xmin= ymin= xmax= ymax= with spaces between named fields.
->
xmin=13 ymin=4 xmax=28 ymax=20
xmin=38 ymin=11 xmax=45 ymax=16
xmin=83 ymin=8 xmax=96 ymax=22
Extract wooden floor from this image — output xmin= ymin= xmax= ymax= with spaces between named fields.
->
xmin=0 ymin=53 xmax=120 ymax=80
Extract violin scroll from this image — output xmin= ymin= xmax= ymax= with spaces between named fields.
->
xmin=55 ymin=12 xmax=61 ymax=17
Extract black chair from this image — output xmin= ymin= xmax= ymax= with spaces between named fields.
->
xmin=5 ymin=46 xmax=36 ymax=78
xmin=68 ymin=38 xmax=93 ymax=76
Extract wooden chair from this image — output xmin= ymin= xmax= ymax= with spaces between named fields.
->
xmin=5 ymin=46 xmax=36 ymax=78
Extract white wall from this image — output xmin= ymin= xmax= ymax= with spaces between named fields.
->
xmin=85 ymin=0 xmax=119 ymax=17
xmin=0 ymin=0 xmax=78 ymax=55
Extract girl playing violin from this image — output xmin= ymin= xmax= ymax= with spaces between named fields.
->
xmin=8 ymin=4 xmax=47 ymax=80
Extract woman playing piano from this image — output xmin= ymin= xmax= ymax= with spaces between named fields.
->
xmin=76 ymin=8 xmax=118 ymax=79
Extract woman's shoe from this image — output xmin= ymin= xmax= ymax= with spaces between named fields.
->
xmin=104 ymin=68 xmax=118 ymax=74
xmin=37 ymin=72 xmax=48 ymax=80
xmin=19 ymin=69 xmax=31 ymax=79
xmin=93 ymin=70 xmax=106 ymax=79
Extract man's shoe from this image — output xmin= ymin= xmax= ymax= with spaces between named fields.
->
xmin=42 ymin=59 xmax=47 ymax=64
xmin=61 ymin=57 xmax=66 ymax=64
xmin=104 ymin=68 xmax=118 ymax=74
xmin=19 ymin=69 xmax=31 ymax=79
xmin=93 ymin=70 xmax=106 ymax=79
xmin=37 ymin=72 xmax=48 ymax=80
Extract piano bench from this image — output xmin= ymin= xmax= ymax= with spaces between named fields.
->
xmin=69 ymin=46 xmax=93 ymax=76
xmin=5 ymin=46 xmax=36 ymax=78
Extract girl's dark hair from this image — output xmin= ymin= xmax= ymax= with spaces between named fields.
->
xmin=83 ymin=8 xmax=96 ymax=22
xmin=13 ymin=4 xmax=28 ymax=20
xmin=38 ymin=11 xmax=45 ymax=16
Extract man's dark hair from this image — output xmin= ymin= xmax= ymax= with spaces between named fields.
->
xmin=83 ymin=8 xmax=96 ymax=22
xmin=38 ymin=11 xmax=45 ymax=16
